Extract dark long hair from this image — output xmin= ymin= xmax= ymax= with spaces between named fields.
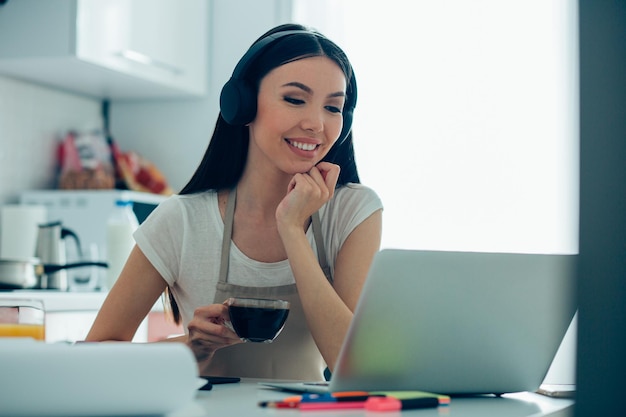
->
xmin=167 ymin=24 xmax=360 ymax=324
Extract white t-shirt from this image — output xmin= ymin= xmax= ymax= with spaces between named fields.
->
xmin=134 ymin=183 xmax=383 ymax=329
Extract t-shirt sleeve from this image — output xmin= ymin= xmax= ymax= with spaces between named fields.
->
xmin=339 ymin=184 xmax=383 ymax=243
xmin=324 ymin=184 xmax=384 ymax=266
xmin=133 ymin=196 xmax=184 ymax=286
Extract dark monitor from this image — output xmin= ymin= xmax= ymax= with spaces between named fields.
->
xmin=576 ymin=1 xmax=626 ymax=416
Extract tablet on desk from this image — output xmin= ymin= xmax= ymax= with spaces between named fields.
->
xmin=536 ymin=384 xmax=576 ymax=398
xmin=258 ymin=381 xmax=330 ymax=394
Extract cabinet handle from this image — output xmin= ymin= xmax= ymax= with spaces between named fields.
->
xmin=116 ymin=49 xmax=183 ymax=76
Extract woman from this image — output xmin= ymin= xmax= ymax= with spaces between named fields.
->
xmin=86 ymin=23 xmax=383 ymax=381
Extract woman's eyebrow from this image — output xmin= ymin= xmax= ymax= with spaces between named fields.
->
xmin=282 ymin=81 xmax=311 ymax=93
xmin=282 ymin=81 xmax=346 ymax=99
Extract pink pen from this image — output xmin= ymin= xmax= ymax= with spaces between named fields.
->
xmin=299 ymin=401 xmax=367 ymax=411
xmin=365 ymin=396 xmax=440 ymax=411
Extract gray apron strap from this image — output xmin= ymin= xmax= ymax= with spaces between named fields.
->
xmin=219 ymin=188 xmax=237 ymax=284
xmin=312 ymin=211 xmax=332 ymax=283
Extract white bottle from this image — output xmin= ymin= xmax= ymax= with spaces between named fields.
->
xmin=105 ymin=199 xmax=139 ymax=290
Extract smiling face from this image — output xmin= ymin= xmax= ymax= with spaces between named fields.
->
xmin=247 ymin=56 xmax=347 ymax=177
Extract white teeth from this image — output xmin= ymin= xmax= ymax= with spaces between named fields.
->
xmin=288 ymin=140 xmax=317 ymax=151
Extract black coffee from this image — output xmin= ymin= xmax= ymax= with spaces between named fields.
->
xmin=229 ymin=306 xmax=289 ymax=343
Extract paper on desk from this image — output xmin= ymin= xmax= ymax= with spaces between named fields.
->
xmin=0 ymin=339 xmax=199 ymax=417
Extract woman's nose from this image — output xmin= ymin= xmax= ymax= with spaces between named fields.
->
xmin=300 ymin=109 xmax=324 ymax=133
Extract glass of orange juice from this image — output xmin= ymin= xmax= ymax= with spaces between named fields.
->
xmin=0 ymin=298 xmax=45 ymax=341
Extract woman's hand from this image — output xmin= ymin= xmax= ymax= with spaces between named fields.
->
xmin=276 ymin=162 xmax=340 ymax=234
xmin=186 ymin=303 xmax=242 ymax=363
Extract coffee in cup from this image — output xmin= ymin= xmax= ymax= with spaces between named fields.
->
xmin=226 ymin=297 xmax=290 ymax=343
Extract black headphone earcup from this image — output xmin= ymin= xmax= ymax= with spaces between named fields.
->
xmin=220 ymin=78 xmax=257 ymax=125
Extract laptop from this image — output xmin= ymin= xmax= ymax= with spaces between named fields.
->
xmin=261 ymin=249 xmax=577 ymax=396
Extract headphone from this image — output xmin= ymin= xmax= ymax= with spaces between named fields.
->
xmin=219 ymin=30 xmax=357 ymax=146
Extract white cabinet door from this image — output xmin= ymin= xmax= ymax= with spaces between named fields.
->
xmin=0 ymin=0 xmax=207 ymax=99
xmin=76 ymin=0 xmax=206 ymax=96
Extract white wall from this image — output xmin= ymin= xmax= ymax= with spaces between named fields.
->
xmin=0 ymin=76 xmax=101 ymax=204
xmin=108 ymin=0 xmax=291 ymax=192
xmin=294 ymin=0 xmax=579 ymax=254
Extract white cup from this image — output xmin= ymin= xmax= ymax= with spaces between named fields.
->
xmin=0 ymin=205 xmax=47 ymax=260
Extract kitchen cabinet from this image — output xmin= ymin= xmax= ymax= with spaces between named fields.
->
xmin=0 ymin=0 xmax=207 ymax=99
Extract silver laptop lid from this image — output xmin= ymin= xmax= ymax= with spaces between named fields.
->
xmin=329 ymin=249 xmax=577 ymax=395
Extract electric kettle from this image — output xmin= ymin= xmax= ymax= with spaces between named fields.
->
xmin=35 ymin=221 xmax=83 ymax=290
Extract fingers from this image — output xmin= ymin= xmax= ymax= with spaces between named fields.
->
xmin=287 ymin=163 xmax=339 ymax=198
xmin=186 ymin=304 xmax=242 ymax=362
xmin=302 ymin=162 xmax=339 ymax=201
xmin=190 ymin=304 xmax=239 ymax=339
xmin=314 ymin=162 xmax=340 ymax=193
xmin=276 ymin=162 xmax=340 ymax=231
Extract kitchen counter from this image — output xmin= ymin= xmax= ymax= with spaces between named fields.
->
xmin=0 ymin=290 xmax=181 ymax=342
xmin=0 ymin=289 xmax=167 ymax=312
xmin=1 ymin=289 xmax=108 ymax=312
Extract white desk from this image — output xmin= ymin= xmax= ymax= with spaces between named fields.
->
xmin=168 ymin=380 xmax=574 ymax=417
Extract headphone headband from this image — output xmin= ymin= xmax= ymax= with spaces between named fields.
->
xmin=220 ymin=29 xmax=357 ymax=145
xmin=230 ymin=30 xmax=314 ymax=80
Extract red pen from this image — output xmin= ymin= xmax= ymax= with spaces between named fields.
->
xmin=258 ymin=401 xmax=299 ymax=409
xmin=259 ymin=401 xmax=366 ymax=410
